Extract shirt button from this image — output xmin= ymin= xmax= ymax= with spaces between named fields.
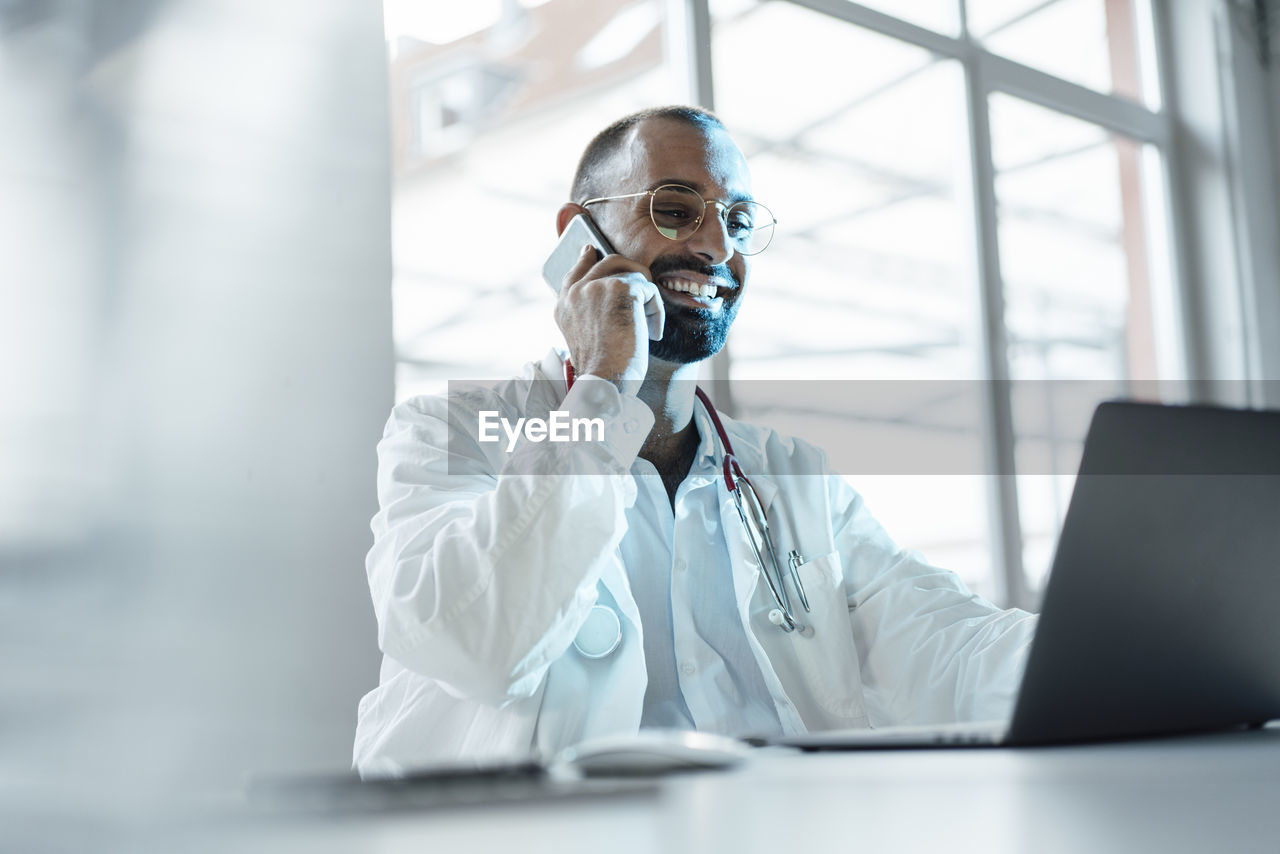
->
xmin=623 ymin=419 xmax=639 ymax=434
xmin=673 ymin=559 xmax=687 ymax=573
xmin=680 ymin=662 xmax=696 ymax=676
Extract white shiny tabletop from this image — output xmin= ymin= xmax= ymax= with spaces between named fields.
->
xmin=198 ymin=726 xmax=1280 ymax=854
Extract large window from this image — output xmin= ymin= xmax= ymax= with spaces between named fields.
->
xmin=385 ymin=0 xmax=670 ymax=396
xmin=383 ymin=0 xmax=1195 ymax=609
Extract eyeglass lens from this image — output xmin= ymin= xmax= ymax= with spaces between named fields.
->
xmin=649 ymin=185 xmax=775 ymax=255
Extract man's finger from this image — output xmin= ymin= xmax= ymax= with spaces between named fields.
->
xmin=634 ymin=275 xmax=660 ymax=306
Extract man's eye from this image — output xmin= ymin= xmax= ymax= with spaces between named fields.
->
xmin=655 ymin=207 xmax=694 ymax=221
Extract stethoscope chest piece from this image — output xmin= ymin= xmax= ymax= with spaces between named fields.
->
xmin=573 ymin=604 xmax=622 ymax=659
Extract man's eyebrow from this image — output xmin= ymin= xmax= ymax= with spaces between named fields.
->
xmin=648 ymin=178 xmax=753 ymax=204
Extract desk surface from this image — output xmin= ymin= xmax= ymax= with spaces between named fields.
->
xmin=204 ymin=727 xmax=1280 ymax=854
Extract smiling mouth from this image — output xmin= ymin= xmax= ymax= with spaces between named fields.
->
xmin=656 ymin=274 xmax=728 ymax=302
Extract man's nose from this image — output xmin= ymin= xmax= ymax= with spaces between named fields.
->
xmin=684 ymin=203 xmax=736 ymax=265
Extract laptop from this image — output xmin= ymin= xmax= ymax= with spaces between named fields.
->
xmin=776 ymin=400 xmax=1280 ymax=749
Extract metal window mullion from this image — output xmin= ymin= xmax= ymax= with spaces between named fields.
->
xmin=784 ymin=0 xmax=969 ymax=58
xmin=786 ymin=0 xmax=1166 ymax=148
xmin=1211 ymin=1 xmax=1269 ymax=405
xmin=982 ymin=51 xmax=1168 ymax=145
xmin=1148 ymin=0 xmax=1201 ymax=393
xmin=965 ymin=51 xmax=1030 ymax=610
xmin=666 ymin=0 xmax=715 ymax=109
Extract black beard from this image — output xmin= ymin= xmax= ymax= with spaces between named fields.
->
xmin=646 ymin=255 xmax=742 ymax=364
xmin=648 ymin=301 xmax=740 ymax=363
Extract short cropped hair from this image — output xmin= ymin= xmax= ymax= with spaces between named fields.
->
xmin=570 ymin=105 xmax=725 ymax=202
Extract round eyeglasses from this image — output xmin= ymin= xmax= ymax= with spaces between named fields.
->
xmin=581 ymin=184 xmax=777 ymax=256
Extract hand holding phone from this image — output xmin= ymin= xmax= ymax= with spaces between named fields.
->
xmin=542 ymin=214 xmax=664 ymax=341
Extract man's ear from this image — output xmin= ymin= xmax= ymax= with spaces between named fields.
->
xmin=555 ymin=202 xmax=587 ymax=236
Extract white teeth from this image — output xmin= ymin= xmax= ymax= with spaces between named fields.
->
xmin=661 ymin=278 xmax=718 ymax=299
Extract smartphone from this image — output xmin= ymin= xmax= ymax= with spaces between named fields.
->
xmin=542 ymin=213 xmax=664 ymax=340
xmin=542 ymin=213 xmax=614 ymax=293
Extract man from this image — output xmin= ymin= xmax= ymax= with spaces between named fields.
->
xmin=353 ymin=106 xmax=1036 ymax=774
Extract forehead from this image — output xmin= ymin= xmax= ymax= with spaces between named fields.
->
xmin=608 ymin=118 xmax=752 ymax=200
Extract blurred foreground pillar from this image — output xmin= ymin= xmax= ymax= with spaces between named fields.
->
xmin=0 ymin=1 xmax=392 ymax=849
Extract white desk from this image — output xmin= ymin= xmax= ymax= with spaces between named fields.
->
xmin=204 ymin=727 xmax=1280 ymax=854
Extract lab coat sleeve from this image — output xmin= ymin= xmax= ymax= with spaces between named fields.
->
xmin=829 ymin=474 xmax=1037 ymax=724
xmin=366 ymin=375 xmax=655 ymax=706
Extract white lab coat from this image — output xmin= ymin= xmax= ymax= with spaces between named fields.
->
xmin=353 ymin=350 xmax=1036 ymax=774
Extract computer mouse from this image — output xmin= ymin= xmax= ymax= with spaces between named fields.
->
xmin=553 ymin=729 xmax=752 ymax=777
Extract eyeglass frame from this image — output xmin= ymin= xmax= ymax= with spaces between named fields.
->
xmin=579 ymin=183 xmax=778 ymax=256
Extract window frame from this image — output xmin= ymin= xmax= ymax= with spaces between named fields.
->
xmin=671 ymin=0 xmax=1191 ymax=609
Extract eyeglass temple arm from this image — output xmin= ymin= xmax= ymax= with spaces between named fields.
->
xmin=579 ymin=189 xmax=653 ymax=207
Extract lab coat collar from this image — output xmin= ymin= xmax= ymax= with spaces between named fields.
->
xmin=689 ymin=392 xmax=720 ymax=466
xmin=692 ymin=398 xmax=779 ymax=512
xmin=694 ymin=400 xmax=782 ymax=611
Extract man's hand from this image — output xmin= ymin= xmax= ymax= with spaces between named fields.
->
xmin=554 ymin=246 xmax=659 ymax=397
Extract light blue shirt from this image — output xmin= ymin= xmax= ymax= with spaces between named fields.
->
xmin=618 ymin=402 xmax=784 ymax=739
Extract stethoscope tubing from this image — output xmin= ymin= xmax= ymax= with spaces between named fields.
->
xmin=696 ymin=387 xmax=807 ymax=632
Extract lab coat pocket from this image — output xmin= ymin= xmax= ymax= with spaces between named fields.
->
xmin=757 ymin=551 xmax=869 ymax=729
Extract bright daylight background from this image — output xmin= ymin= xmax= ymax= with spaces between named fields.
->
xmin=381 ymin=0 xmax=1183 ymax=609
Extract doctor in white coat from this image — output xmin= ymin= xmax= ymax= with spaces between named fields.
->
xmin=354 ymin=106 xmax=1036 ymax=774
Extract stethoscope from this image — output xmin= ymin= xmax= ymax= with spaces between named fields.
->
xmin=565 ymin=362 xmax=811 ymax=662
xmin=693 ymin=384 xmax=812 ymax=633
